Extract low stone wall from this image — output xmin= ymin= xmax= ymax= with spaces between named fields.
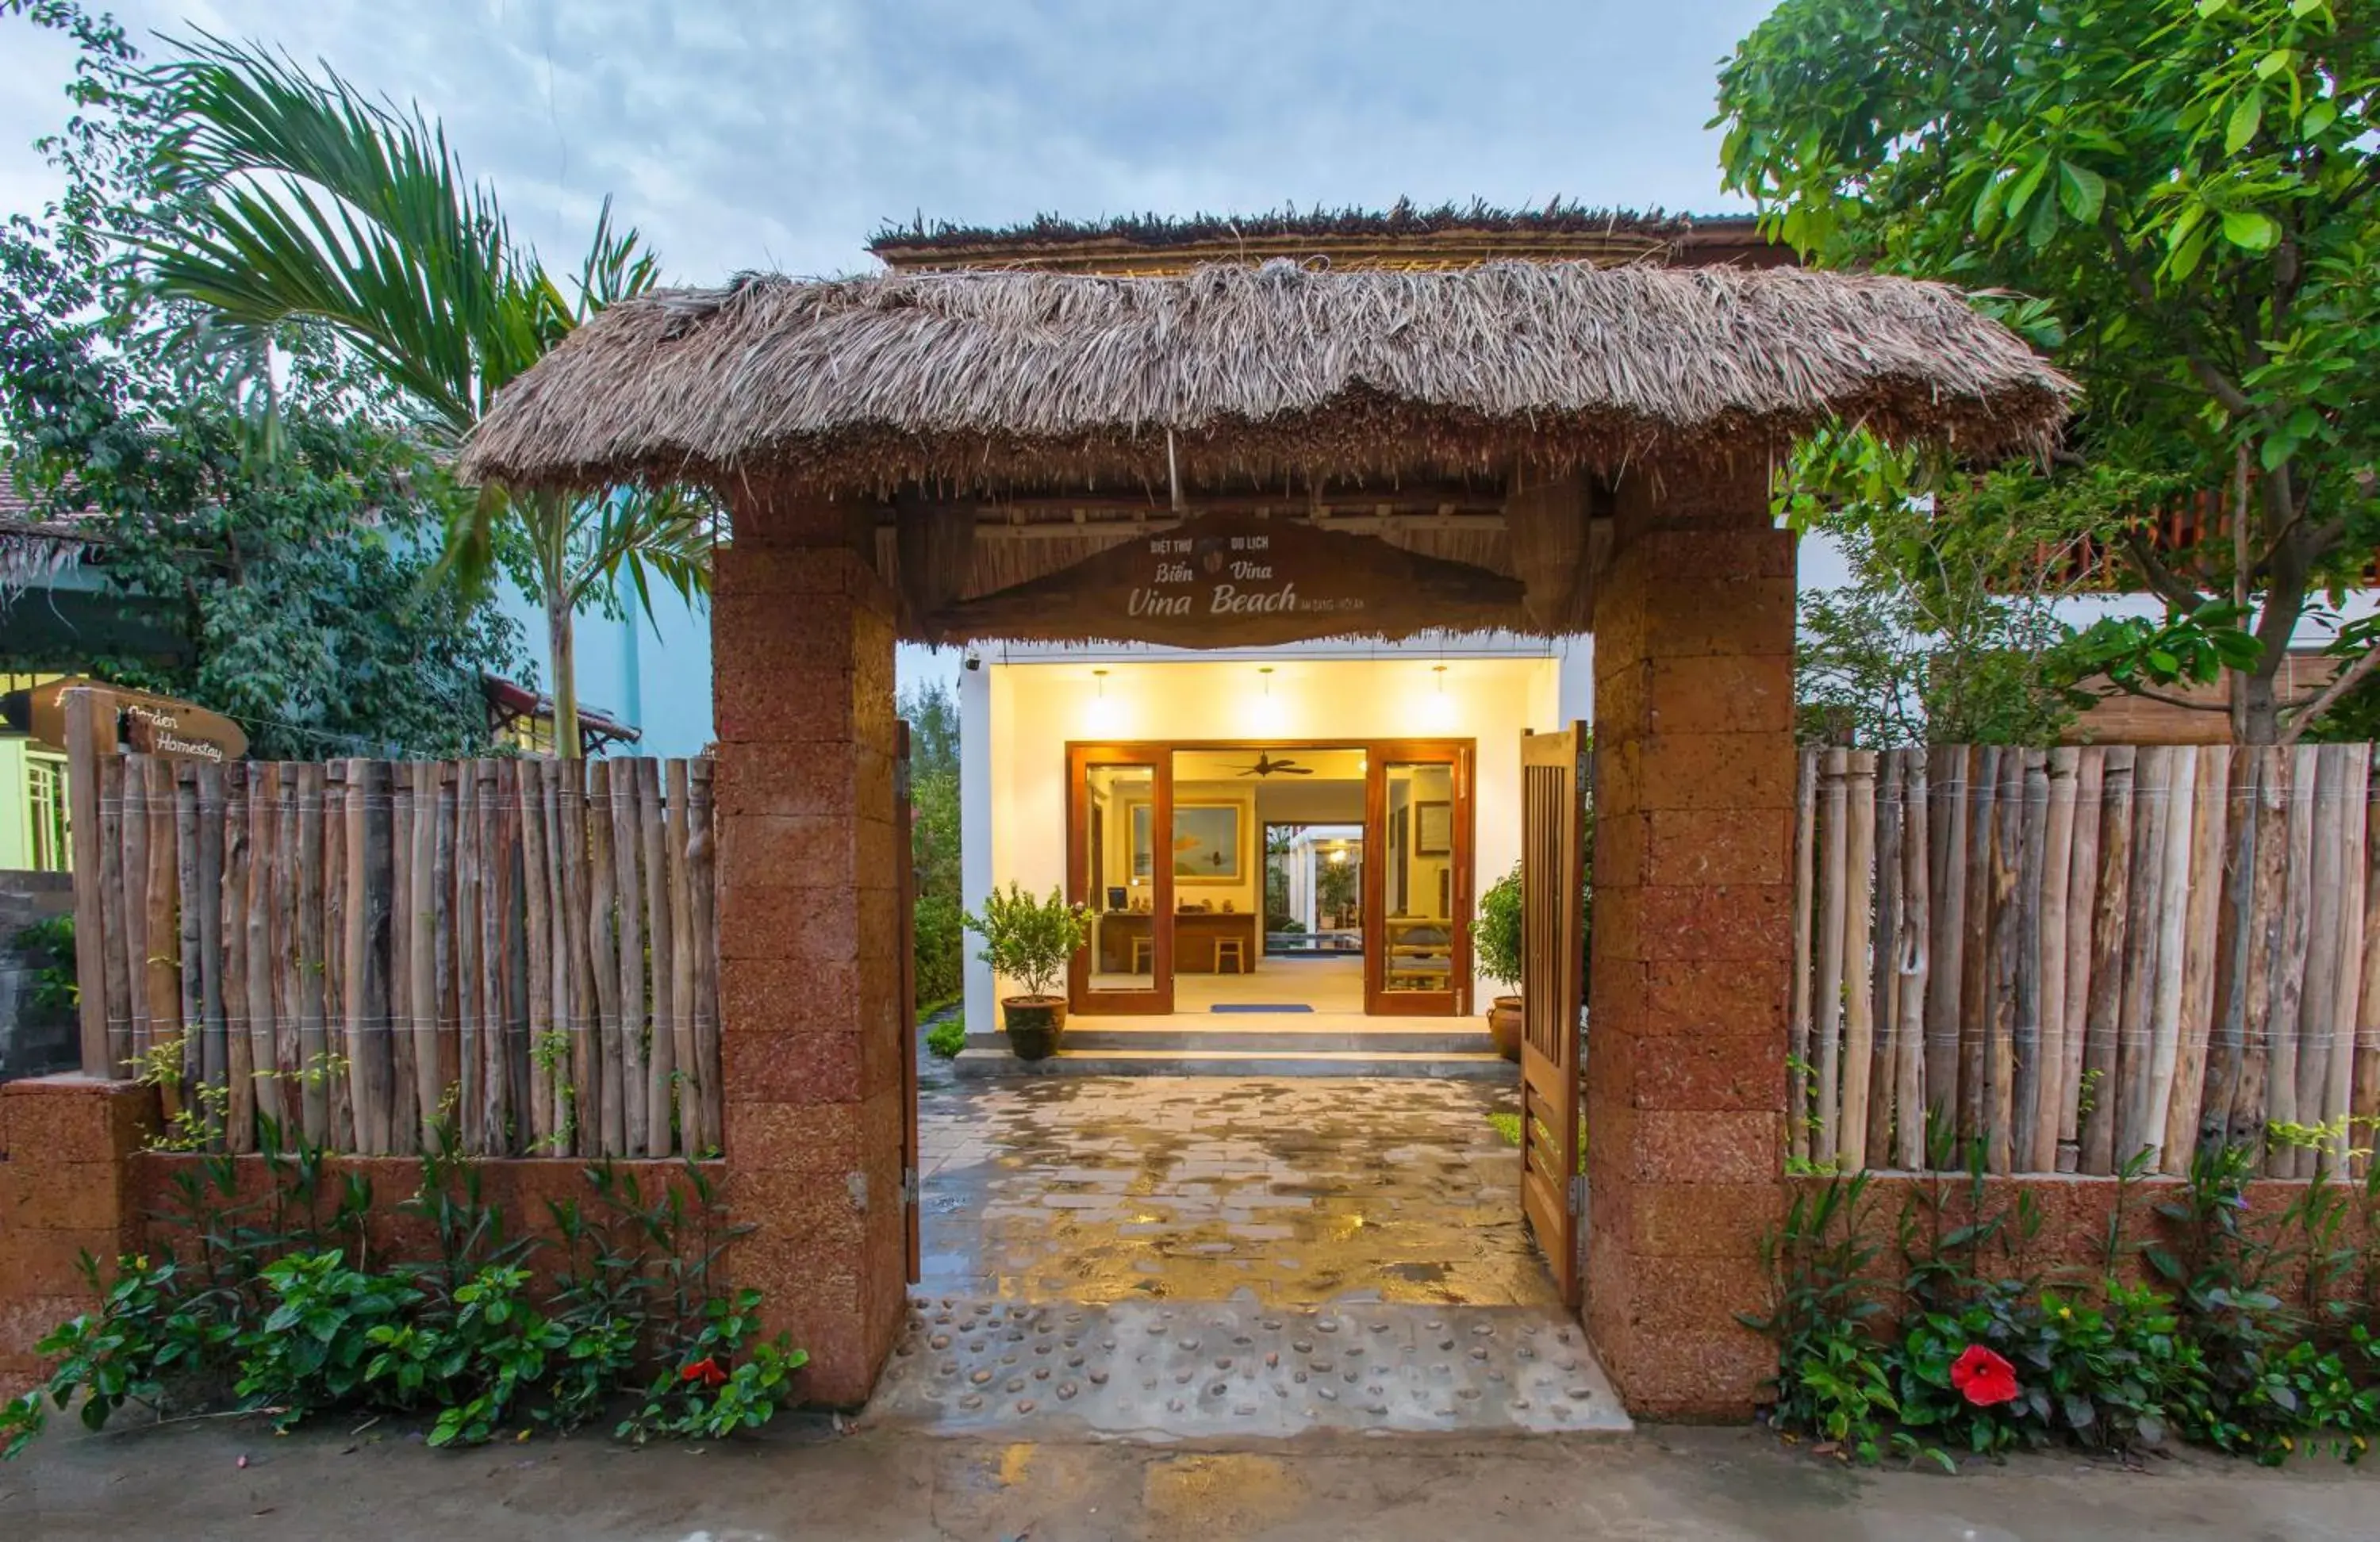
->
xmin=0 ymin=1075 xmax=727 ymax=1400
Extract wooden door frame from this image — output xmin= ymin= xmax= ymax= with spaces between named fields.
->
xmin=1065 ymin=743 xmax=1176 ymax=1015
xmin=1062 ymin=738 xmax=1476 ymax=1018
xmin=1362 ymin=739 xmax=1476 ymax=1017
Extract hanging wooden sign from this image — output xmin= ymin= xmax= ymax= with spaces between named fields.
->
xmin=4 ymin=676 xmax=249 ymax=761
xmin=925 ymin=509 xmax=1525 ymax=646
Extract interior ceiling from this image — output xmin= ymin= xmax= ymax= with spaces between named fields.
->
xmin=1175 ymin=746 xmax=1366 ymax=781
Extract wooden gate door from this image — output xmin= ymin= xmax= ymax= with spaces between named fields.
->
xmin=896 ymin=722 xmax=920 ymax=1283
xmin=1519 ymin=723 xmax=1589 ymax=1308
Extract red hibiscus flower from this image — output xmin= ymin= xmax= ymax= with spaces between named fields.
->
xmin=1949 ymin=1345 xmax=2018 ymax=1407
xmin=680 ymin=1356 xmax=728 ymax=1388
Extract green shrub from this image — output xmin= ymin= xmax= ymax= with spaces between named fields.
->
xmin=962 ymin=882 xmax=1088 ymax=1000
xmin=926 ymin=1016 xmax=967 ymax=1060
xmin=1476 ymin=863 xmax=1522 ymax=992
xmin=0 ymin=1127 xmax=804 ymax=1458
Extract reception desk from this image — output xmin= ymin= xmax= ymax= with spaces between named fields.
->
xmin=1092 ymin=911 xmax=1260 ymax=974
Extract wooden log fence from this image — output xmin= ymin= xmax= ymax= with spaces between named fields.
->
xmin=66 ymin=738 xmax=722 ymax=1160
xmin=1794 ymin=743 xmax=2380 ymax=1176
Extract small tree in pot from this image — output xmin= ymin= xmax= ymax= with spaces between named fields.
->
xmin=1476 ymin=862 xmax=1524 ymax=1062
xmin=962 ymin=884 xmax=1090 ymax=1061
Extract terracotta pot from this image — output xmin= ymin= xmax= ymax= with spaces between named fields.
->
xmin=1487 ymin=995 xmax=1524 ymax=1062
xmin=1002 ymin=995 xmax=1068 ymax=1061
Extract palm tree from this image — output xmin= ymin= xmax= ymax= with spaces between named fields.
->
xmin=138 ymin=36 xmax=709 ymax=753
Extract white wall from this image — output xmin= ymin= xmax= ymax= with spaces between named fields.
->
xmin=965 ymin=650 xmax=1562 ymax=1028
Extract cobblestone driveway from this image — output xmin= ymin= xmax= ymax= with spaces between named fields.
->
xmin=917 ymin=1075 xmax=1562 ymax=1307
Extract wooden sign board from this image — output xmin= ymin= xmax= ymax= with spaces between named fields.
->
xmin=928 ymin=509 xmax=1525 ymax=646
xmin=6 ymin=676 xmax=249 ymax=761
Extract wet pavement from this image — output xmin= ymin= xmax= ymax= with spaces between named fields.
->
xmin=917 ymin=1073 xmax=1561 ymax=1307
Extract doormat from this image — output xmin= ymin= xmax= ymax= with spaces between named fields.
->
xmin=1210 ymin=1003 xmax=1315 ymax=1013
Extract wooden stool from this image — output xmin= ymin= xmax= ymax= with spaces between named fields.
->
xmin=1130 ymin=936 xmax=1154 ymax=973
xmin=1214 ymin=937 xmax=1246 ymax=975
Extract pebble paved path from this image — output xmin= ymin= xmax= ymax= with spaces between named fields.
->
xmin=868 ymin=1296 xmax=1628 ymax=1438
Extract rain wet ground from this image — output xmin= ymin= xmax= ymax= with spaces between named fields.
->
xmin=916 ymin=1072 xmax=1562 ymax=1307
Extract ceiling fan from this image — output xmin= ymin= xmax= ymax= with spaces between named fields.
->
xmin=1234 ymin=753 xmax=1314 ymax=777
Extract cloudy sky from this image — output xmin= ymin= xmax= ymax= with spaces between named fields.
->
xmin=4 ymin=0 xmax=1778 ymax=285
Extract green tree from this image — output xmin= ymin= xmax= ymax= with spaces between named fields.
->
xmin=134 ymin=35 xmax=712 ymax=753
xmin=1 ymin=4 xmax=523 ymax=755
xmin=1716 ymin=0 xmax=2380 ymax=743
xmin=899 ymin=680 xmax=962 ymax=1011
xmin=1793 ymin=466 xmax=2089 ymax=746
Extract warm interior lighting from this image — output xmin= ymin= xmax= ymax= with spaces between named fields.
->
xmin=1246 ymin=664 xmax=1288 ymax=733
xmin=1084 ymin=666 xmax=1121 ymax=734
xmin=1327 ymin=848 xmax=1349 ymax=865
xmin=1417 ymin=662 xmax=1458 ymax=731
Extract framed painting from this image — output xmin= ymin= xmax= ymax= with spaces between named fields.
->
xmin=1415 ymin=800 xmax=1452 ymax=857
xmin=1173 ymin=803 xmax=1242 ymax=883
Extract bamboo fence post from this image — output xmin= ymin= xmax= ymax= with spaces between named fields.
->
xmin=519 ymin=760 xmax=555 ymax=1153
xmin=639 ymin=757 xmax=677 ymax=1156
xmin=2114 ymin=746 xmax=2171 ymax=1172
xmin=588 ymin=761 xmax=624 ymax=1156
xmin=2204 ymin=749 xmax=2262 ymax=1155
xmin=221 ymin=765 xmax=254 ymax=1152
xmin=2059 ymin=750 xmax=2104 ymax=1170
xmin=667 ymin=759 xmax=702 ymax=1157
xmin=2032 ymin=749 xmax=2077 ymax=1174
xmin=2355 ymin=752 xmax=2380 ymax=1175
xmin=559 ymin=761 xmax=599 ymax=1156
xmin=2324 ymin=746 xmax=2368 ymax=1174
xmin=2268 ymin=745 xmax=2317 ymax=1176
xmin=171 ymin=763 xmax=205 ymax=1133
xmin=547 ymin=761 xmax=582 ymax=1151
xmin=1866 ymin=754 xmax=1902 ymax=1166
xmin=689 ymin=757 xmax=722 ymax=1145
xmin=432 ymin=762 xmax=461 ymax=1141
xmin=248 ymin=764 xmax=283 ymax=1130
xmin=2145 ymin=747 xmax=2197 ymax=1171
xmin=343 ymin=759 xmax=392 ymax=1154
xmin=143 ymin=757 xmax=182 ymax=1116
xmin=1960 ymin=747 xmax=1998 ymax=1152
xmin=387 ymin=762 xmax=417 ymax=1157
xmin=455 ymin=758 xmax=484 ymax=1153
xmin=195 ymin=764 xmax=228 ymax=1145
xmin=501 ymin=762 xmax=533 ymax=1156
xmin=62 ymin=690 xmax=112 ymax=1074
xmin=121 ymin=754 xmax=151 ymax=1066
xmin=323 ymin=764 xmax=354 ymax=1150
xmin=611 ymin=758 xmax=647 ymax=1156
xmin=98 ymin=751 xmax=132 ymax=1075
xmin=2165 ymin=747 xmax=2229 ymax=1172
xmin=477 ymin=760 xmax=509 ymax=1154
xmin=1841 ymin=751 xmax=1879 ymax=1172
xmin=2080 ymin=746 xmax=2135 ymax=1175
xmin=2296 ymin=745 xmax=2347 ymax=1177
xmin=407 ymin=762 xmax=443 ymax=1149
xmin=1893 ymin=749 xmax=1931 ymax=1170
xmin=269 ymin=765 xmax=299 ymax=1106
xmin=2236 ymin=747 xmax=2290 ymax=1167
xmin=1983 ymin=747 xmax=2023 ymax=1173
xmin=1813 ymin=749 xmax=1850 ymax=1165
xmin=1925 ymin=747 xmax=1968 ymax=1142
xmin=1789 ymin=749 xmax=1818 ymax=1164
xmin=292 ymin=762 xmax=328 ymax=1142
xmin=2010 ymin=750 xmax=2048 ymax=1172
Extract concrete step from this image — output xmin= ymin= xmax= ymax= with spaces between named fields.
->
xmin=952 ymin=1046 xmax=1518 ymax=1080
xmin=983 ymin=1022 xmax=1500 ymax=1053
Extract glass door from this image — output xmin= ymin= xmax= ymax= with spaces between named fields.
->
xmin=1365 ymin=742 xmax=1472 ymax=1015
xmin=1067 ymin=745 xmax=1173 ymax=1015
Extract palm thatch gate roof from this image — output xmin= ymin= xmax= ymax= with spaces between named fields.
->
xmin=459 ymin=205 xmax=2071 ymax=645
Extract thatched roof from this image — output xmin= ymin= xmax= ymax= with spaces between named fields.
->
xmin=459 ymin=258 xmax=2072 ymax=501
xmin=870 ymin=200 xmax=1782 ymax=274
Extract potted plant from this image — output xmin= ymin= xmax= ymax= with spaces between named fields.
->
xmin=962 ymin=883 xmax=1090 ymax=1061
xmin=1476 ymin=861 xmax=1524 ymax=1061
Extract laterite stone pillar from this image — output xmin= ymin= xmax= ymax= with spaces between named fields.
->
xmin=1584 ymin=464 xmax=1795 ymax=1419
xmin=0 ymin=1076 xmax=154 ymax=1398
xmin=712 ymin=490 xmax=906 ymax=1406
